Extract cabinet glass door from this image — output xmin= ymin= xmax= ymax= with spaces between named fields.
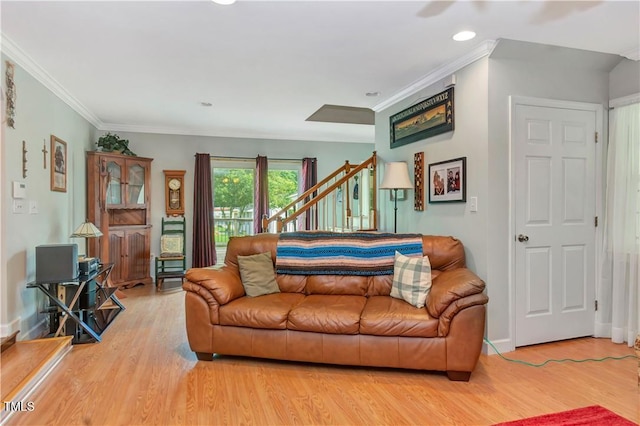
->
xmin=106 ymin=161 xmax=123 ymax=205
xmin=127 ymin=163 xmax=146 ymax=205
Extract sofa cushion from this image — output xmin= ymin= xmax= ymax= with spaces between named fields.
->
xmin=390 ymin=251 xmax=432 ymax=308
xmin=305 ymin=275 xmax=368 ymax=296
xmin=287 ymin=295 xmax=366 ymax=334
xmin=237 ymin=252 xmax=280 ymax=297
xmin=360 ymin=296 xmax=438 ymax=338
xmin=220 ymin=293 xmax=305 ymax=329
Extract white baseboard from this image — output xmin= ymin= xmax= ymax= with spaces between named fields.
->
xmin=2 ymin=318 xmax=48 ymax=341
xmin=483 ymin=337 xmax=515 ymax=355
xmin=594 ymin=321 xmax=612 ymax=338
xmin=23 ymin=319 xmax=48 ymax=340
xmin=0 ymin=317 xmax=21 ymax=338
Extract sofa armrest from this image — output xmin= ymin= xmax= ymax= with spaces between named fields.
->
xmin=437 ymin=292 xmax=488 ymax=336
xmin=184 ymin=266 xmax=245 ymax=305
xmin=427 ymin=268 xmax=486 ymax=318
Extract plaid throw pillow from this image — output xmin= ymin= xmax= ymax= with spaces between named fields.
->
xmin=390 ymin=251 xmax=432 ymax=308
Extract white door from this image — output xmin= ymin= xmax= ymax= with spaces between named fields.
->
xmin=513 ymin=101 xmax=597 ymax=347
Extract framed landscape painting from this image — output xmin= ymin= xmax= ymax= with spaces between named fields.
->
xmin=390 ymin=87 xmax=454 ymax=149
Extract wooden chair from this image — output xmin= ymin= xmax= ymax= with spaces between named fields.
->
xmin=155 ymin=217 xmax=186 ymax=289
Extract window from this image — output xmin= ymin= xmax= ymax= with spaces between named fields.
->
xmin=211 ymin=158 xmax=301 ymax=256
xmin=267 ymin=160 xmax=301 ymax=232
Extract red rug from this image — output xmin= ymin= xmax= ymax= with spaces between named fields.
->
xmin=495 ymin=405 xmax=636 ymax=426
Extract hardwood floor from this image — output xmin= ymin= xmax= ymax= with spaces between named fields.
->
xmin=1 ymin=335 xmax=72 ymax=424
xmin=4 ymin=281 xmax=637 ymax=425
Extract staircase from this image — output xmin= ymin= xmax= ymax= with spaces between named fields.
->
xmin=262 ymin=152 xmax=378 ymax=233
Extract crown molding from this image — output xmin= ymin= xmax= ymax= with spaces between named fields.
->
xmin=372 ymin=39 xmax=497 ymax=112
xmin=1 ymin=33 xmax=103 ymax=128
xmin=609 ymin=93 xmax=640 ymax=108
xmin=100 ymin=122 xmax=374 ymax=144
xmin=620 ymin=46 xmax=640 ymax=61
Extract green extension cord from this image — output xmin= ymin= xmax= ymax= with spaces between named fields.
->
xmin=483 ymin=337 xmax=637 ymax=367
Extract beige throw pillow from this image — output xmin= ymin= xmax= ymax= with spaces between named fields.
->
xmin=237 ymin=252 xmax=280 ymax=297
xmin=390 ymin=251 xmax=432 ymax=308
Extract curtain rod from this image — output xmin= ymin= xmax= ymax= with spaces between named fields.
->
xmin=206 ymin=155 xmax=313 ymax=162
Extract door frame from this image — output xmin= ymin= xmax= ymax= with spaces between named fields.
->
xmin=508 ymin=96 xmax=604 ymax=351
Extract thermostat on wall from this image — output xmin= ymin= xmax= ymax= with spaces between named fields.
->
xmin=12 ymin=181 xmax=26 ymax=199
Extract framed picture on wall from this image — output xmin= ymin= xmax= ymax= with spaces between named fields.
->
xmin=428 ymin=157 xmax=466 ymax=203
xmin=389 ymin=87 xmax=454 ymax=149
xmin=50 ymin=135 xmax=67 ymax=192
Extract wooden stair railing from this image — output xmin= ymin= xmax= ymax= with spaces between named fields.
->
xmin=262 ymin=152 xmax=377 ymax=233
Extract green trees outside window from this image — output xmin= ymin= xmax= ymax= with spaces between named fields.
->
xmin=213 ymin=165 xmax=299 ymax=245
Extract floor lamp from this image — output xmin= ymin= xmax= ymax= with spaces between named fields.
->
xmin=380 ymin=162 xmax=413 ymax=233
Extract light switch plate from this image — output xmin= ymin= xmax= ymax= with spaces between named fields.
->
xmin=470 ymin=196 xmax=478 ymax=212
xmin=12 ymin=199 xmax=26 ymax=214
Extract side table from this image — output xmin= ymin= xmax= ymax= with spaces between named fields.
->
xmin=27 ymin=263 xmax=125 ymax=344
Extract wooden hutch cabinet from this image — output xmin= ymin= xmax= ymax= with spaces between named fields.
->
xmin=86 ymin=152 xmax=153 ymax=288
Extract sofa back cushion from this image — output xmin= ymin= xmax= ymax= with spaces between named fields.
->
xmin=225 ymin=233 xmax=466 ymax=296
xmin=305 ymin=275 xmax=369 ymax=296
xmin=422 ymin=235 xmax=465 ymax=271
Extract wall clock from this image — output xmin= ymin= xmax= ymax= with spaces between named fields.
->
xmin=163 ymin=170 xmax=186 ymax=216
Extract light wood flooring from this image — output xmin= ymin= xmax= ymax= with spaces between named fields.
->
xmin=3 ymin=281 xmax=638 ymax=425
xmin=1 ymin=335 xmax=72 ymax=424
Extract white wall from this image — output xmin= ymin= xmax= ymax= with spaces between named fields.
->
xmin=609 ymin=58 xmax=640 ymax=100
xmin=1 ymin=57 xmax=96 ymax=339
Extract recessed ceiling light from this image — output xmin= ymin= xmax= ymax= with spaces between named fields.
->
xmin=201 ymin=102 xmax=213 ymax=107
xmin=212 ymin=0 xmax=236 ymax=4
xmin=453 ymin=31 xmax=476 ymax=42
xmin=366 ymin=91 xmax=380 ymax=97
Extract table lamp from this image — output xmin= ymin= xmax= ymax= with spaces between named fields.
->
xmin=70 ymin=219 xmax=103 ymax=261
xmin=380 ymin=162 xmax=413 ymax=233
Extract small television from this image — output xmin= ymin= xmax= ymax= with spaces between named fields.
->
xmin=35 ymin=244 xmax=78 ymax=282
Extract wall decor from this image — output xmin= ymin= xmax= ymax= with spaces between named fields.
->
xmin=390 ymin=87 xmax=454 ymax=149
xmin=163 ymin=169 xmax=186 ymax=216
xmin=428 ymin=156 xmax=466 ymax=203
xmin=22 ymin=140 xmax=27 ymax=178
xmin=414 ymin=152 xmax=424 ymax=211
xmin=5 ymin=61 xmax=16 ymax=128
xmin=50 ymin=135 xmax=67 ymax=192
xmin=42 ymin=139 xmax=48 ymax=169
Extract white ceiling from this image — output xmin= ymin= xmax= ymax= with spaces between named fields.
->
xmin=2 ymin=0 xmax=639 ymax=144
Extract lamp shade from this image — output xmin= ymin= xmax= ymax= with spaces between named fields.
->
xmin=70 ymin=220 xmax=103 ymax=238
xmin=380 ymin=162 xmax=413 ymax=189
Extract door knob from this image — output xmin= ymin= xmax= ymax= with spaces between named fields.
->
xmin=517 ymin=234 xmax=529 ymax=242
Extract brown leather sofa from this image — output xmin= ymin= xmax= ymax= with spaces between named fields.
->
xmin=183 ymin=233 xmax=488 ymax=381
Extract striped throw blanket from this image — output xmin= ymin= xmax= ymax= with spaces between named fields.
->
xmin=275 ymin=231 xmax=423 ymax=276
